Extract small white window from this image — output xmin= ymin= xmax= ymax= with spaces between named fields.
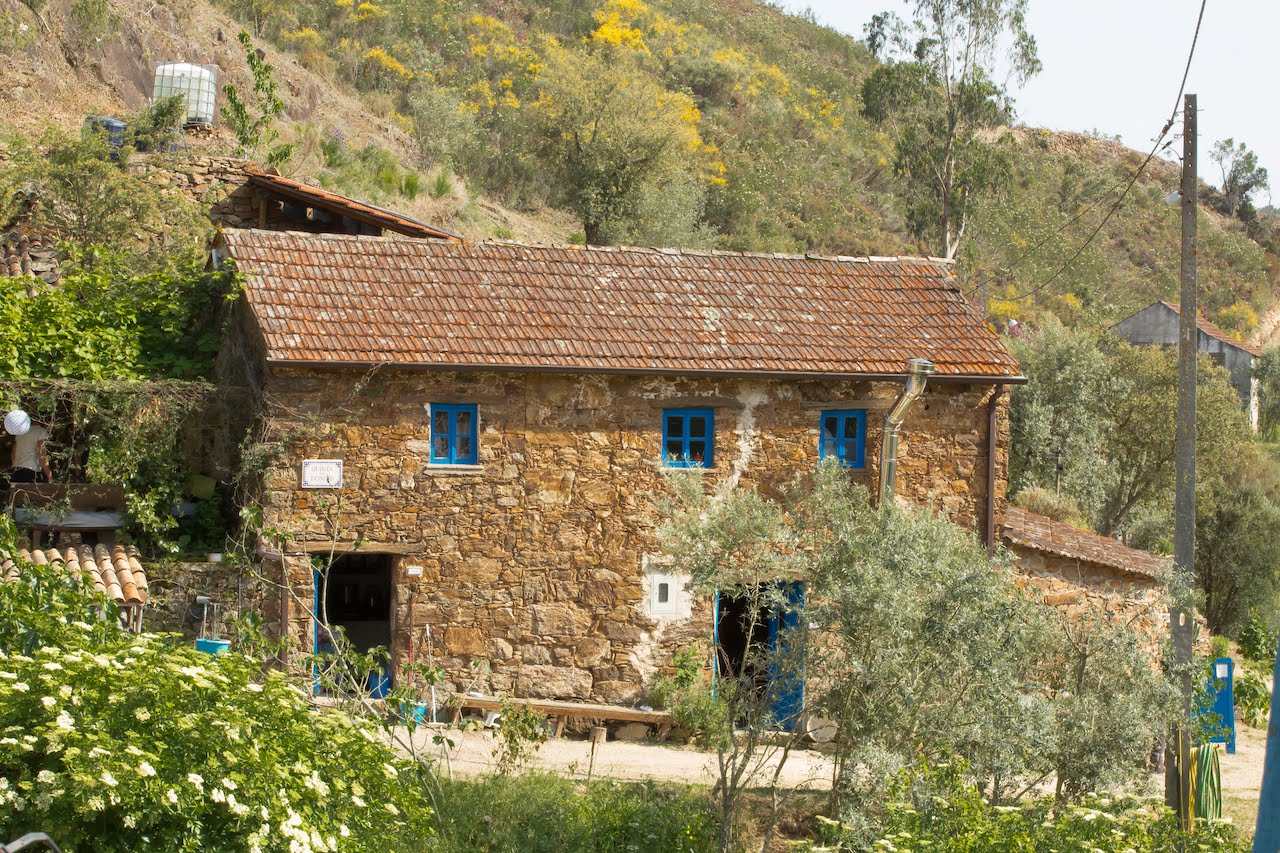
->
xmin=642 ymin=553 xmax=684 ymax=618
xmin=650 ymin=572 xmax=680 ymax=616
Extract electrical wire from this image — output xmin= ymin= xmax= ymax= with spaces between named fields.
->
xmin=823 ymin=0 xmax=1209 ymax=377
xmin=977 ymin=0 xmax=1207 ymax=303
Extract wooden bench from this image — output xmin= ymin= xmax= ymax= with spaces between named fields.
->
xmin=449 ymin=693 xmax=673 ymax=739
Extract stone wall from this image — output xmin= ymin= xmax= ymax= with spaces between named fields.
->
xmin=251 ymin=367 xmax=1008 ymax=704
xmin=1006 ymin=545 xmax=1169 ymax=657
xmin=132 ymin=155 xmax=261 ymax=229
xmin=140 ymin=559 xmax=265 ymax=638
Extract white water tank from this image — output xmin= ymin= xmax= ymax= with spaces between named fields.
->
xmin=153 ymin=61 xmax=218 ymax=127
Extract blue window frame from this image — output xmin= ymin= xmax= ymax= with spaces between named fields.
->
xmin=819 ymin=410 xmax=867 ymax=468
xmin=663 ymin=408 xmax=714 ymax=468
xmin=430 ymin=404 xmax=478 ymax=464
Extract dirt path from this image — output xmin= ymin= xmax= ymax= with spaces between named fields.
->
xmin=404 ymin=726 xmax=835 ymax=790
xmin=1220 ymin=721 xmax=1267 ymax=832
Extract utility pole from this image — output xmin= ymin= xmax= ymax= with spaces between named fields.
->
xmin=1165 ymin=92 xmax=1197 ymax=835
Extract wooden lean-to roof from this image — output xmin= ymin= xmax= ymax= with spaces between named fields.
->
xmin=221 ymin=230 xmax=1024 ymax=382
xmin=243 ymin=168 xmax=461 ymax=241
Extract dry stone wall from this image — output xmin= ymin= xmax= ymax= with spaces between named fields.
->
xmin=255 ymin=367 xmax=1008 ymax=703
xmin=1006 ymin=546 xmax=1169 ymax=657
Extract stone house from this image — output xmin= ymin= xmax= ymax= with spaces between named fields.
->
xmin=1002 ymin=506 xmax=1171 ymax=656
xmin=1113 ymin=301 xmax=1261 ymax=430
xmin=216 ymin=227 xmax=1026 ymax=706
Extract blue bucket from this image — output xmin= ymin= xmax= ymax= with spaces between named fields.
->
xmin=196 ymin=638 xmax=231 ymax=655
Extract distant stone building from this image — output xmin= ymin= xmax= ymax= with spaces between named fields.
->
xmin=1113 ymin=301 xmax=1261 ymax=430
xmin=217 ymin=228 xmax=1024 ymax=707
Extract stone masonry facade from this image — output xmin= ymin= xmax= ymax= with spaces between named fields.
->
xmin=1006 ymin=547 xmax=1169 ymax=658
xmin=253 ymin=367 xmax=1008 ymax=704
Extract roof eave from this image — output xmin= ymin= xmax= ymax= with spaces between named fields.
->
xmin=263 ymin=357 xmax=1027 ymax=384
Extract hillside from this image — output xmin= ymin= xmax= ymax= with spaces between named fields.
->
xmin=0 ymin=0 xmax=1275 ymax=336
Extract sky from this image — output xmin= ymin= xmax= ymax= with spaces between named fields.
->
xmin=777 ymin=0 xmax=1278 ymax=204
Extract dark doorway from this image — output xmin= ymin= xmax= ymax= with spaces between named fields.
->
xmin=314 ymin=553 xmax=393 ymax=697
xmin=714 ymin=582 xmax=805 ymax=729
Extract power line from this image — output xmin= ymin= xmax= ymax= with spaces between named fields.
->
xmin=980 ymin=0 xmax=1207 ymax=304
xmin=833 ymin=0 xmax=1208 ymax=375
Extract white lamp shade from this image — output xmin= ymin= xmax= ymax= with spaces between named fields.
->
xmin=4 ymin=409 xmax=31 ymax=436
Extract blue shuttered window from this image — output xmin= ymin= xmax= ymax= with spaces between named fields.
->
xmin=662 ymin=408 xmax=713 ymax=468
xmin=430 ymin=404 xmax=478 ymax=464
xmin=819 ymin=410 xmax=866 ymax=469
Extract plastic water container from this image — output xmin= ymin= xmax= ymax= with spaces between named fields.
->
xmin=367 ymin=672 xmax=391 ymax=699
xmin=153 ymin=61 xmax=218 ymax=126
xmin=83 ymin=116 xmax=127 ymax=153
xmin=196 ymin=638 xmax=231 ymax=655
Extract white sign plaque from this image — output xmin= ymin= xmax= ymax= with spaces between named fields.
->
xmin=301 ymin=459 xmax=344 ymax=489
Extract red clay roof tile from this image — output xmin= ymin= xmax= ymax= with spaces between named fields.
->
xmin=1002 ymin=507 xmax=1168 ymax=579
xmin=222 ymin=230 xmax=1024 ymax=380
xmin=2 ymin=544 xmax=149 ymax=605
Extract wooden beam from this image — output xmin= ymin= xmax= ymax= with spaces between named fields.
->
xmin=450 ymin=694 xmax=671 ymax=725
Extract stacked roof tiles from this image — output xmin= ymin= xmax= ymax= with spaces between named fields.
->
xmin=1 ymin=544 xmax=149 ymax=605
xmin=2 ymin=230 xmax=60 ymax=287
xmin=220 ymin=229 xmax=1023 ymax=381
xmin=1002 ymin=507 xmax=1168 ymax=579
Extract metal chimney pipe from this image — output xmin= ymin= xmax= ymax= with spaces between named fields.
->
xmin=878 ymin=358 xmax=936 ymax=509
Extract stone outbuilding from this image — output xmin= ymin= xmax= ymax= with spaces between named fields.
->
xmin=1002 ymin=506 xmax=1170 ymax=655
xmin=217 ymin=228 xmax=1026 ymax=705
xmin=1112 ymin=301 xmax=1261 ymax=430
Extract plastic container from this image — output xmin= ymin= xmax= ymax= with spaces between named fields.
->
xmin=196 ymin=638 xmax=231 ymax=655
xmin=83 ymin=116 xmax=127 ymax=158
xmin=153 ymin=61 xmax=219 ymax=127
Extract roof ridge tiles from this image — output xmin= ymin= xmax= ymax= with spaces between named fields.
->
xmin=222 ymin=228 xmax=956 ymax=267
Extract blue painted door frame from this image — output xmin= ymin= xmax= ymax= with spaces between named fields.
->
xmin=712 ymin=581 xmax=805 ymax=730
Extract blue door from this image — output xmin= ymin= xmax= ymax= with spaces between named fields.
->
xmin=713 ymin=581 xmax=805 ymax=730
xmin=767 ymin=582 xmax=805 ymax=730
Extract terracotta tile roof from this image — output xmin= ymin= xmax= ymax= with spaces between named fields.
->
xmin=1158 ymin=301 xmax=1262 ymax=357
xmin=1002 ymin=507 xmax=1169 ymax=579
xmin=1 ymin=544 xmax=149 ymax=605
xmin=221 ymin=229 xmax=1024 ymax=380
xmin=244 ymin=169 xmax=460 ymax=241
xmin=1 ymin=230 xmax=60 ymax=287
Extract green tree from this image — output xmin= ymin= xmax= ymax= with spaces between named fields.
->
xmin=1093 ymin=343 xmax=1251 ymax=535
xmin=860 ymin=0 xmax=1040 ymax=258
xmin=0 ymin=129 xmax=205 ymax=256
xmin=1007 ymin=320 xmax=1112 ymax=521
xmin=1195 ymin=456 xmax=1280 ymax=634
xmin=221 ymin=31 xmax=294 ymax=166
xmin=527 ymin=46 xmax=708 ymax=245
xmin=1211 ymin=138 xmax=1269 ymax=219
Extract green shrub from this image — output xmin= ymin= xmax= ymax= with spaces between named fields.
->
xmin=811 ymin=760 xmax=1250 ymax=852
xmin=434 ymin=773 xmax=716 ymax=853
xmin=492 ymin=699 xmax=548 ymax=774
xmin=1239 ymin=609 xmax=1279 ymax=663
xmin=648 ymin=645 xmax=730 ymax=749
xmin=0 ymin=558 xmax=436 ymax=852
xmin=1235 ymin=666 xmax=1273 ymax=729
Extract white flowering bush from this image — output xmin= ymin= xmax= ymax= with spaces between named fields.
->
xmin=0 ymin=561 xmax=435 ymax=852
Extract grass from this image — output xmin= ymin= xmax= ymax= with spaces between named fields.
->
xmin=1224 ymin=794 xmax=1258 ymax=839
xmin=432 ymin=772 xmax=718 ymax=852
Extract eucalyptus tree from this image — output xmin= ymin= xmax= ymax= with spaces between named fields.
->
xmin=861 ymin=0 xmax=1041 ymax=258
